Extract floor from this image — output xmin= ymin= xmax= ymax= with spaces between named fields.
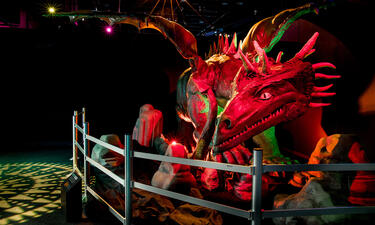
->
xmin=0 ymin=147 xmax=115 ymax=225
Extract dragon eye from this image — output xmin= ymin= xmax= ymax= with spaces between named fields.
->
xmin=260 ymin=92 xmax=272 ymax=100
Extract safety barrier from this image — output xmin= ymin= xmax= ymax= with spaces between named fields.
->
xmin=72 ymin=108 xmax=375 ymax=225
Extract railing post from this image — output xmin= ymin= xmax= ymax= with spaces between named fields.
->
xmin=252 ymin=148 xmax=263 ymax=225
xmin=124 ymin=134 xmax=133 ymax=225
xmin=83 ymin=122 xmax=89 ymax=201
xmin=72 ymin=111 xmax=78 ymax=171
xmin=82 ymin=108 xmax=91 ymax=180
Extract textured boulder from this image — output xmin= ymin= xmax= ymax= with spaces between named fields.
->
xmin=132 ymin=104 xmax=163 ymax=147
xmin=273 ymin=178 xmax=347 ymax=225
xmin=151 ymin=142 xmax=196 ymax=192
xmin=91 ymin=134 xmax=124 ymax=168
xmin=289 ymin=134 xmax=375 ymax=206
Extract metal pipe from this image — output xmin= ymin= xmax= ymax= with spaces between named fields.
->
xmin=263 ymin=206 xmax=375 ymax=218
xmin=252 ymin=149 xmax=263 ymax=225
xmin=83 ymin=122 xmax=89 ymax=201
xmin=82 ymin=108 xmax=91 ymax=180
xmin=87 ymin=186 xmax=126 ymax=223
xmin=86 ymin=156 xmax=125 ymax=186
xmin=82 ymin=107 xmax=86 ymax=123
xmin=133 ymin=151 xmax=252 ymax=174
xmin=133 ymin=181 xmax=252 ymax=219
xmin=263 ymin=163 xmax=375 ymax=173
xmin=72 ymin=111 xmax=78 ymax=171
xmin=124 ymin=134 xmax=132 ymax=225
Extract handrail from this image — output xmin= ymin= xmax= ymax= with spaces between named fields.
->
xmin=74 ymin=123 xmax=84 ymax=135
xmin=133 ymin=151 xmax=253 ymax=174
xmin=263 ymin=163 xmax=375 ymax=172
xmin=133 ymin=181 xmax=252 ymax=219
xmin=86 ymin=156 xmax=125 ymax=187
xmin=263 ymin=206 xmax=375 ymax=218
xmin=86 ymin=134 xmax=125 ymax=156
xmin=86 ymin=186 xmax=126 ymax=223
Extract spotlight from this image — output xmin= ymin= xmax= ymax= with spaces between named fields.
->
xmin=105 ymin=26 xmax=113 ymax=34
xmin=171 ymin=141 xmax=177 ymax=146
xmin=48 ymin=7 xmax=56 ymax=14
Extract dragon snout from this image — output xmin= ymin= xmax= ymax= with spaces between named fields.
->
xmin=220 ymin=114 xmax=232 ymax=129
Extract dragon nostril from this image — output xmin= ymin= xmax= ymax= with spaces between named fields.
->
xmin=223 ymin=118 xmax=232 ymax=129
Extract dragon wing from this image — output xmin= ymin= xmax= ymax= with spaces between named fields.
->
xmin=241 ymin=3 xmax=318 ymax=54
xmin=51 ymin=11 xmax=198 ymax=59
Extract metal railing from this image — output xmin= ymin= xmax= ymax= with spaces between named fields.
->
xmin=72 ymin=109 xmax=375 ymax=225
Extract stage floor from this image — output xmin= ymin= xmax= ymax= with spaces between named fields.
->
xmin=0 ymin=147 xmax=121 ymax=225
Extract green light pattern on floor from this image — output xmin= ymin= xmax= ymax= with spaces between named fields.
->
xmin=0 ymin=162 xmax=72 ymax=225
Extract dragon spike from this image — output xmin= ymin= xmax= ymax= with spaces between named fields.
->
xmin=213 ymin=42 xmax=217 ymax=54
xmin=313 ymin=84 xmax=334 ymax=92
xmin=224 ymin=34 xmax=230 ymax=53
xmin=311 ymin=92 xmax=336 ymax=97
xmin=309 ymin=102 xmax=331 ymax=108
xmin=276 ymin=51 xmax=284 ymax=63
xmin=207 ymin=44 xmax=213 ymax=59
xmin=226 ymin=33 xmax=237 ymax=55
xmin=312 ymin=62 xmax=336 ymax=70
xmin=315 ymin=73 xmax=341 ymax=79
xmin=253 ymin=40 xmax=270 ymax=74
xmin=217 ymin=34 xmax=223 ymax=53
xmin=292 ymin=32 xmax=319 ymax=60
xmin=238 ymin=46 xmax=258 ymax=73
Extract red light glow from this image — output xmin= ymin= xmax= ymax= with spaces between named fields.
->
xmin=105 ymin=26 xmax=113 ymax=34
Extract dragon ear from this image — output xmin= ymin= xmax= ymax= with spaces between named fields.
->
xmin=241 ymin=3 xmax=318 ymax=54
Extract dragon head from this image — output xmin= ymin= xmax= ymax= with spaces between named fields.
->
xmin=191 ymin=4 xmax=340 ymax=154
xmin=213 ymin=34 xmax=321 ymax=152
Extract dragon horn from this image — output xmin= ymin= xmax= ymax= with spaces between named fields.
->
xmin=253 ymin=40 xmax=270 ymax=74
xmin=290 ymin=32 xmax=319 ymax=61
xmin=238 ymin=42 xmax=258 ymax=73
xmin=276 ymin=51 xmax=284 ymax=63
xmin=315 ymin=73 xmax=341 ymax=79
xmin=313 ymin=84 xmax=333 ymax=92
xmin=313 ymin=62 xmax=336 ymax=70
xmin=311 ymin=92 xmax=336 ymax=97
xmin=309 ymin=102 xmax=331 ymax=107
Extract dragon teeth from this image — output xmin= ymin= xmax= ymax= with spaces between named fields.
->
xmin=218 ymin=107 xmax=284 ymax=147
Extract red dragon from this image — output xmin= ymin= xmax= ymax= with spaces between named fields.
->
xmin=57 ymin=4 xmax=340 ymax=199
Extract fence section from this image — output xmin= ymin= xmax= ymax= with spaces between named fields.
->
xmin=72 ymin=109 xmax=375 ymax=225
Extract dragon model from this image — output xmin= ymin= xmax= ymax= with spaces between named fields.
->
xmin=59 ymin=4 xmax=340 ymax=199
xmin=131 ymin=4 xmax=340 ymax=198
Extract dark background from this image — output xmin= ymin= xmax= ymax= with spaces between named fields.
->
xmin=1 ymin=0 xmax=374 ymax=158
